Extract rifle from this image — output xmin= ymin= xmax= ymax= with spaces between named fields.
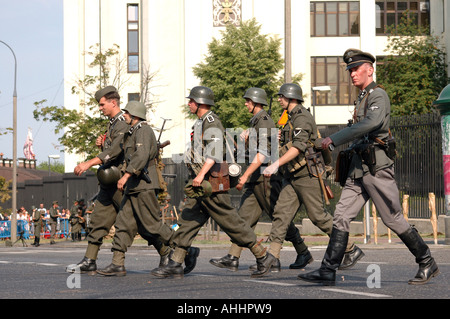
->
xmin=306 ymin=147 xmax=334 ymax=205
xmin=157 ymin=117 xmax=172 ymax=150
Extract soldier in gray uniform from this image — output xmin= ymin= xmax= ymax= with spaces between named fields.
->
xmin=262 ymin=83 xmax=363 ymax=268
xmin=96 ymin=101 xmax=181 ymax=276
xmin=209 ymin=87 xmax=313 ymax=271
xmin=48 ymin=201 xmax=61 ymax=244
xmin=299 ymin=49 xmax=439 ymax=286
xmin=31 ymin=205 xmax=43 ymax=247
xmin=152 ymin=86 xmax=276 ymax=279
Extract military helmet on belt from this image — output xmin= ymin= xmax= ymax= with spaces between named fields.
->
xmin=184 ymin=179 xmax=213 ymax=198
xmin=123 ymin=101 xmax=147 ymax=120
xmin=97 ymin=165 xmax=121 ymax=186
xmin=186 ymin=86 xmax=215 ymax=106
xmin=277 ymin=83 xmax=304 ymax=102
xmin=243 ymin=87 xmax=268 ymax=106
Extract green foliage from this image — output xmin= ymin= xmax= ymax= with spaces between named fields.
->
xmin=193 ymin=18 xmax=302 ymax=128
xmin=36 ymin=161 xmax=67 ymax=174
xmin=33 ymin=44 xmax=157 ymax=161
xmin=376 ymin=12 xmax=448 ymax=116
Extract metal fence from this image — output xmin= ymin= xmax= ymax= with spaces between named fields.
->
xmin=319 ymin=112 xmax=444 ymax=219
xmin=0 ymin=219 xmax=86 ymax=240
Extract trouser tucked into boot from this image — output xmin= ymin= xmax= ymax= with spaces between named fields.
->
xmin=398 ymin=226 xmax=439 ymax=285
xmin=298 ymin=227 xmax=348 ymax=286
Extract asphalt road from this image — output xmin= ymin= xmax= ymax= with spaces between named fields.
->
xmin=0 ymin=240 xmax=448 ymax=306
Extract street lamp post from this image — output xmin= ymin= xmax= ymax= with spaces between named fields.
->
xmin=1 ymin=40 xmax=18 ymax=244
xmin=48 ymin=155 xmax=61 ymax=176
xmin=311 ymin=86 xmax=331 ymax=122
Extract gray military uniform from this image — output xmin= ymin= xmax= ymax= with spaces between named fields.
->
xmin=269 ymin=104 xmax=334 ymax=243
xmin=330 ymin=81 xmax=410 ymax=235
xmin=174 ymin=111 xmax=258 ymax=251
xmin=112 ymin=121 xmax=173 ymax=253
xmin=86 ymin=112 xmax=128 ymax=255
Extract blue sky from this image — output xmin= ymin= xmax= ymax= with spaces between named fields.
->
xmin=0 ymin=0 xmax=64 ymax=165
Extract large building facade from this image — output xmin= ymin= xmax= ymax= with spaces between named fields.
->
xmin=63 ymin=0 xmax=450 ymax=172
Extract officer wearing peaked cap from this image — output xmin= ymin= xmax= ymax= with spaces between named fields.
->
xmin=299 ymin=48 xmax=439 ymax=286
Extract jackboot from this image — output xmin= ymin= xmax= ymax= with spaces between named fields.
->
xmin=339 ymin=244 xmax=365 ymax=270
xmin=298 ymin=228 xmax=349 ymax=286
xmin=210 ymin=254 xmax=239 ymax=272
xmin=184 ymin=246 xmax=200 ymax=274
xmin=34 ymin=237 xmax=40 ymax=247
xmin=66 ymin=257 xmax=97 ymax=274
xmin=248 ymin=258 xmax=281 ymax=272
xmin=398 ymin=227 xmax=439 ymax=285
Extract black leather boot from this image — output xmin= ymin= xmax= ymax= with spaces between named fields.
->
xmin=339 ymin=245 xmax=364 ymax=270
xmin=184 ymin=247 xmax=200 ymax=274
xmin=66 ymin=257 xmax=97 ymax=274
xmin=251 ymin=252 xmax=277 ymax=278
xmin=298 ymin=228 xmax=348 ymax=286
xmin=398 ymin=227 xmax=439 ymax=285
xmin=210 ymin=254 xmax=240 ymax=271
xmin=97 ymin=263 xmax=126 ymax=277
xmin=289 ymin=250 xmax=314 ymax=269
xmin=151 ymin=259 xmax=184 ymax=279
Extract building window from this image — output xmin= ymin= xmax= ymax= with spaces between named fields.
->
xmin=311 ymin=57 xmax=352 ymax=106
xmin=376 ymin=1 xmax=430 ymax=35
xmin=127 ymin=4 xmax=139 ymax=73
xmin=310 ymin=1 xmax=360 ymax=37
xmin=128 ymin=93 xmax=140 ymax=102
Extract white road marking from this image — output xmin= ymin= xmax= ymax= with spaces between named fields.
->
xmin=322 ymin=288 xmax=392 ymax=298
xmin=244 ymin=280 xmax=297 ymax=287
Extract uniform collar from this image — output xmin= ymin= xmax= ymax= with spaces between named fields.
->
xmin=358 ymin=81 xmax=378 ymax=101
xmin=250 ymin=109 xmax=265 ymax=125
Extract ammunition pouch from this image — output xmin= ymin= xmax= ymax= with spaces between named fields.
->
xmin=278 ymin=141 xmax=307 ymax=174
xmin=208 ymin=162 xmax=230 ymax=193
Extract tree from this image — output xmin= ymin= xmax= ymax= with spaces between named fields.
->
xmin=193 ymin=18 xmax=302 ymax=129
xmin=33 ymin=44 xmax=158 ymax=160
xmin=376 ymin=12 xmax=448 ymax=116
xmin=0 ymin=176 xmax=11 ymax=214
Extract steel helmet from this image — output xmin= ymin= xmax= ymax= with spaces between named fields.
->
xmin=243 ymin=87 xmax=268 ymax=106
xmin=123 ymin=101 xmax=147 ymax=120
xmin=277 ymin=83 xmax=304 ymax=102
xmin=186 ymin=86 xmax=215 ymax=106
xmin=97 ymin=165 xmax=121 ymax=186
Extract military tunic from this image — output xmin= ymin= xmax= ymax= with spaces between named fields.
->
xmin=112 ymin=121 xmax=173 ymax=253
xmin=86 ymin=112 xmax=128 ymax=251
xmin=69 ymin=203 xmax=82 ymax=237
xmin=32 ymin=208 xmax=44 ymax=238
xmin=330 ymin=81 xmax=410 ymax=235
xmin=48 ymin=206 xmax=59 ymax=239
xmin=235 ymin=109 xmax=303 ymax=250
xmin=269 ymin=104 xmax=334 ymax=244
xmin=173 ymin=111 xmax=258 ymax=251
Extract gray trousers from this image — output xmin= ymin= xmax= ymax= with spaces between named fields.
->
xmin=334 ymin=167 xmax=410 ymax=235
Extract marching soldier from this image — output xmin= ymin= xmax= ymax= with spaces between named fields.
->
xmin=209 ymin=87 xmax=313 ymax=271
xmin=263 ymin=83 xmax=364 ymax=269
xmin=67 ymin=86 xmax=126 ymax=274
xmin=96 ymin=101 xmax=191 ymax=276
xmin=299 ymin=49 xmax=439 ymax=286
xmin=67 ymin=86 xmax=177 ymax=274
xmin=152 ymin=86 xmax=276 ymax=279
